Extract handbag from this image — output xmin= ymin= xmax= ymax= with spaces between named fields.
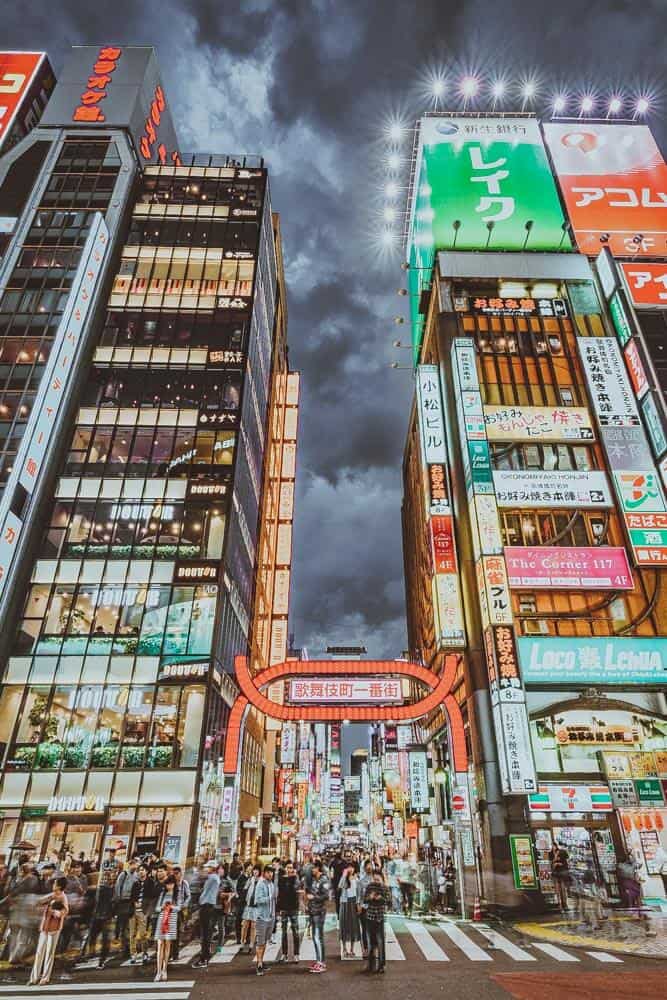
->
xmin=160 ymin=900 xmax=173 ymax=935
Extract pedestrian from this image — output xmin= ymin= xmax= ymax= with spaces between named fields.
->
xmin=229 ymin=854 xmax=243 ymax=882
xmin=113 ymin=856 xmax=138 ymax=958
xmin=215 ymin=863 xmax=234 ymax=948
xmin=80 ymin=869 xmax=114 ymax=968
xmin=234 ymin=862 xmax=252 ymax=945
xmin=549 ymin=841 xmax=571 ymax=912
xmin=617 ymin=852 xmax=643 ymax=917
xmin=305 ymin=860 xmax=330 ymax=974
xmin=129 ymin=863 xmax=157 ymax=964
xmin=363 ymin=867 xmax=391 ymax=975
xmin=277 ymin=860 xmax=301 ymax=963
xmin=172 ymin=865 xmax=190 ymax=960
xmin=398 ymin=857 xmax=417 ymax=917
xmin=443 ymin=855 xmax=457 ymax=913
xmin=331 ymin=852 xmax=345 ymax=919
xmin=356 ymin=860 xmax=373 ymax=959
xmin=153 ymin=873 xmax=180 ymax=982
xmin=253 ymin=865 xmax=276 ymax=977
xmin=29 ymin=877 xmax=68 ymax=986
xmin=575 ymin=863 xmax=601 ymax=931
xmin=192 ymin=861 xmax=219 ymax=970
xmin=239 ymin=863 xmax=261 ymax=955
xmin=338 ymin=863 xmax=360 ymax=958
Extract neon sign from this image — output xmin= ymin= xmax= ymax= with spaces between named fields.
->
xmin=72 ymin=46 xmax=121 ymax=123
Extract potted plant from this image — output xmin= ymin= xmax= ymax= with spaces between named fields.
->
xmin=36 ymin=741 xmax=63 ymax=768
xmin=91 ymin=743 xmax=119 ymax=767
xmin=148 ymin=745 xmax=173 ymax=768
xmin=121 ymin=745 xmax=145 ymax=768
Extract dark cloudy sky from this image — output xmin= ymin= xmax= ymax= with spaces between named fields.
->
xmin=6 ymin=0 xmax=667 ymax=659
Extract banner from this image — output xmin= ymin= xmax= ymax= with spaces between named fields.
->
xmin=0 ymin=52 xmax=47 ymax=147
xmin=484 ymin=405 xmax=594 ymax=442
xmin=621 ymin=261 xmax=667 ymax=307
xmin=543 ymin=122 xmax=667 ymax=257
xmin=504 ymin=546 xmax=633 ymax=590
xmin=493 ymin=469 xmax=613 ymax=509
xmin=408 ymin=750 xmax=430 ymax=812
xmin=578 ymin=337 xmax=639 ymax=426
xmin=518 ymin=635 xmax=667 ymax=686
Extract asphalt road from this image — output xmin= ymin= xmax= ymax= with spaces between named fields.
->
xmin=1 ymin=915 xmax=663 ymax=1000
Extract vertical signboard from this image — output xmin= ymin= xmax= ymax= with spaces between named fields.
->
xmin=578 ymin=336 xmax=667 ymax=565
xmin=417 ymin=365 xmax=465 ymax=647
xmin=408 ymin=750 xmax=430 ymax=813
xmin=544 ymin=122 xmax=667 ymax=257
xmin=451 ymin=338 xmax=536 ymax=795
xmin=0 ymin=214 xmax=109 ymax=601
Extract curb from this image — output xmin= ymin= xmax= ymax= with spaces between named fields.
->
xmin=506 ymin=918 xmax=667 ymax=961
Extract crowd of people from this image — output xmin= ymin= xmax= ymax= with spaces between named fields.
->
xmin=0 ymin=847 xmax=403 ymax=982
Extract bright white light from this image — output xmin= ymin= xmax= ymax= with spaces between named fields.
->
xmin=383 ymin=206 xmax=397 ymax=222
xmin=432 ymin=78 xmax=446 ymax=98
xmin=609 ymin=97 xmax=622 ymax=114
xmin=522 ymin=81 xmax=537 ymax=100
xmin=420 ymin=183 xmax=432 ymax=197
xmin=581 ymin=96 xmax=594 ymax=113
xmin=387 ymin=152 xmax=401 ymax=171
xmin=460 ymin=76 xmax=479 ymax=98
xmin=491 ymin=80 xmax=506 ymax=100
xmin=385 ymin=181 xmax=399 ymax=198
xmin=553 ymin=95 xmax=567 ymax=113
xmin=388 ymin=122 xmax=403 ymax=141
xmin=637 ymin=97 xmax=650 ymax=114
xmin=380 ymin=230 xmax=397 ymax=247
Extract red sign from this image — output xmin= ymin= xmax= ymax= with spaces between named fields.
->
xmin=621 ymin=262 xmax=667 ymax=307
xmin=72 ymin=45 xmax=122 ymax=122
xmin=0 ymin=52 xmax=44 ymax=140
xmin=544 ymin=123 xmax=667 ymax=258
xmin=430 ymin=515 xmax=457 ymax=574
xmin=452 ymin=792 xmax=466 ymax=812
xmin=624 ymin=340 xmax=649 ymax=398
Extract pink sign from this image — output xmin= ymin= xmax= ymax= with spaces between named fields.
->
xmin=504 ymin=546 xmax=633 ymax=589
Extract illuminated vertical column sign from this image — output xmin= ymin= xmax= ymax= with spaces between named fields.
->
xmin=451 ymin=338 xmax=536 ymax=795
xmin=416 ymin=365 xmax=466 ymax=647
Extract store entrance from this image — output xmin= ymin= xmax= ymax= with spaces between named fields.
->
xmin=532 ymin=820 xmax=620 ymax=903
xmin=44 ymin=819 xmax=104 ymax=865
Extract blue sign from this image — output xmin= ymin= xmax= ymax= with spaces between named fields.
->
xmin=518 ymin=636 xmax=667 ymax=687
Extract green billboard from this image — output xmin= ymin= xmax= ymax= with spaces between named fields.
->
xmin=408 ymin=116 xmax=571 ymax=359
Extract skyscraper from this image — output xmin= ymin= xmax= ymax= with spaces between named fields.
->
xmin=402 ymin=113 xmax=667 ymax=909
xmin=0 ymin=45 xmax=297 ymax=866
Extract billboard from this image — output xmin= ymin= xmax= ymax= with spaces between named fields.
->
xmin=544 ymin=122 xmax=667 ymax=257
xmin=0 ymin=52 xmax=51 ymax=152
xmin=483 ymin=405 xmax=594 ymax=442
xmin=492 ymin=469 xmax=613 ymax=509
xmin=505 ymin=546 xmax=633 ymax=590
xmin=288 ymin=678 xmax=403 ymax=704
xmin=621 ymin=262 xmax=667 ymax=307
xmin=411 ymin=117 xmax=569 ymax=253
xmin=518 ymin=635 xmax=667 ymax=686
xmin=578 ymin=337 xmax=639 ymax=426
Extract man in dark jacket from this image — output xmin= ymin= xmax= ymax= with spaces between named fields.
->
xmin=277 ymin=861 xmax=301 ymax=963
xmin=305 ymin=861 xmax=330 ymax=974
xmin=363 ymin=869 xmax=392 ymax=974
xmin=129 ymin=864 xmax=157 ymax=964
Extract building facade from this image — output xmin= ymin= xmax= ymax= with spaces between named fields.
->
xmin=402 ymin=113 xmax=667 ymax=909
xmin=0 ymin=46 xmax=296 ymax=868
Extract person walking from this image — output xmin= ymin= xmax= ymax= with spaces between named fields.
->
xmin=356 ymin=860 xmax=373 ymax=959
xmin=305 ymin=860 xmax=330 ymax=974
xmin=239 ymin=864 xmax=261 ymax=955
xmin=80 ymin=869 xmax=114 ymax=969
xmin=234 ymin=862 xmax=252 ymax=945
xmin=172 ymin=865 xmax=190 ymax=961
xmin=617 ymin=852 xmax=643 ymax=917
xmin=129 ymin=863 xmax=157 ymax=964
xmin=253 ymin=866 xmax=276 ymax=977
xmin=363 ymin=868 xmax=391 ymax=974
xmin=443 ymin=855 xmax=457 ymax=913
xmin=192 ymin=861 xmax=219 ymax=970
xmin=549 ymin=842 xmax=571 ymax=912
xmin=113 ymin=857 xmax=138 ymax=959
xmin=338 ymin=863 xmax=360 ymax=958
xmin=29 ymin=877 xmax=69 ymax=986
xmin=153 ymin=873 xmax=180 ymax=982
xmin=277 ymin=860 xmax=301 ymax=963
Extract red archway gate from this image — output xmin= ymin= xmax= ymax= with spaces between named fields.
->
xmin=223 ymin=654 xmax=467 ymax=775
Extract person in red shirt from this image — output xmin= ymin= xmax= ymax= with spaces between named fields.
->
xmin=29 ymin=877 xmax=69 ymax=985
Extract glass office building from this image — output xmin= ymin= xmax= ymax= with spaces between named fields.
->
xmin=0 ymin=47 xmax=294 ymax=866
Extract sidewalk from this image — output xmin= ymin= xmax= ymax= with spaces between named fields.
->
xmin=511 ymin=910 xmax=667 ymax=959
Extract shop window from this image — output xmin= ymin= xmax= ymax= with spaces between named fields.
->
xmin=0 ymin=687 xmax=23 ymax=762
xmin=149 ymin=686 xmax=179 ymax=768
xmin=176 ymin=685 xmax=205 ymax=767
xmin=518 ymin=594 xmax=537 ymax=615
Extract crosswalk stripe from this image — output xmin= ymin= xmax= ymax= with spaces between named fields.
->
xmin=405 ymin=920 xmax=449 ymax=961
xmin=0 ymin=987 xmax=193 ymax=994
xmin=172 ymin=942 xmax=200 ymax=965
xmin=586 ymin=951 xmax=623 ymax=963
xmin=262 ymin=936 xmax=283 ymax=963
xmin=476 ymin=927 xmax=536 ymax=961
xmin=384 ymin=919 xmax=406 ymax=960
xmin=437 ymin=921 xmax=492 ymax=961
xmin=531 ymin=942 xmax=579 ymax=962
xmin=209 ymin=942 xmax=241 ymax=964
